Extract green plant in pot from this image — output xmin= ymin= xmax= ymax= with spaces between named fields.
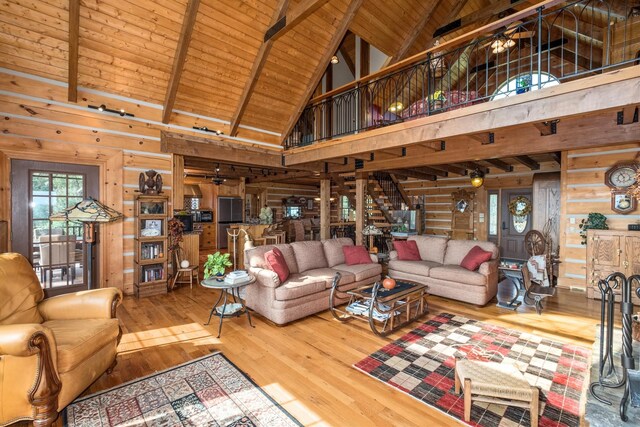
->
xmin=203 ymin=252 xmax=232 ymax=281
xmin=579 ymin=212 xmax=608 ymax=245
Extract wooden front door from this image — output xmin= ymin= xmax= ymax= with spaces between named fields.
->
xmin=11 ymin=160 xmax=99 ymax=296
xmin=500 ymin=188 xmax=533 ymax=260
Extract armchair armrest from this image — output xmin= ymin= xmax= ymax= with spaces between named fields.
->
xmin=38 ymin=287 xmax=123 ymax=321
xmin=389 ymin=250 xmax=398 ymax=260
xmin=369 ymin=254 xmax=378 ymax=263
xmin=479 ymin=259 xmax=499 ymax=276
xmin=249 ymin=267 xmax=281 ymax=288
xmin=0 ymin=324 xmax=57 ymax=358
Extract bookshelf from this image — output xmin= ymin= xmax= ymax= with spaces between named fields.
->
xmin=134 ymin=195 xmax=168 ymax=297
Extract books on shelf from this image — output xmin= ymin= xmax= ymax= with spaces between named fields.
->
xmin=141 ymin=242 xmax=163 ymax=260
xmin=142 ymin=265 xmax=164 ymax=282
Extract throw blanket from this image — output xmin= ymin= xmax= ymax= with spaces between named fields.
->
xmin=527 ymin=255 xmax=550 ymax=287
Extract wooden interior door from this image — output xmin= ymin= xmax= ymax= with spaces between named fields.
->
xmin=532 ymin=172 xmax=561 ymax=253
xmin=500 ymin=189 xmax=532 ymax=260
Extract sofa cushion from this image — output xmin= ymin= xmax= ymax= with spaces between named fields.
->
xmin=393 ymin=240 xmax=421 ymax=261
xmin=245 ymin=244 xmax=299 ymax=274
xmin=343 ymin=245 xmax=373 ymax=265
xmin=460 ymin=246 xmax=493 ymax=271
xmin=322 ymin=237 xmax=354 ymax=267
xmin=409 ymin=235 xmax=448 ymax=264
xmin=429 ymin=265 xmax=487 ymax=287
xmin=304 ymin=268 xmax=354 ymax=288
xmin=264 ymin=247 xmax=290 ymax=282
xmin=43 ymin=318 xmax=120 ymax=373
xmin=291 ymin=241 xmax=328 ymax=272
xmin=274 ymin=274 xmax=327 ymax=301
xmin=388 ymin=260 xmax=440 ymax=277
xmin=444 ymin=240 xmax=499 ymax=266
xmin=334 ymin=262 xmax=382 ymax=282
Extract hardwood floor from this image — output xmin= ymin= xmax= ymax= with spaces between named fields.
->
xmin=54 ymin=286 xmax=603 ymax=426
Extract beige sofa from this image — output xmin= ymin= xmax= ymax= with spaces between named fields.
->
xmin=244 ymin=238 xmax=382 ymax=325
xmin=388 ymin=236 xmax=499 ymax=306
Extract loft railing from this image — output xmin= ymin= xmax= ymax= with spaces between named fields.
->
xmin=284 ymin=0 xmax=640 ymax=149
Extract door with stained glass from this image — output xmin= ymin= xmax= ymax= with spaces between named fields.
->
xmin=11 ymin=160 xmax=99 ymax=296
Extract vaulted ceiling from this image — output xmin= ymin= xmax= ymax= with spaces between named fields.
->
xmin=0 ymin=0 xmax=541 ymax=144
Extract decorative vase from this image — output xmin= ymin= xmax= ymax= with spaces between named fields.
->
xmin=216 ymin=272 xmax=224 ymax=282
xmin=180 ymin=260 xmax=190 ymax=268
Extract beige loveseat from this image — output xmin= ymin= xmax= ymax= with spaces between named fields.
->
xmin=244 ymin=238 xmax=382 ymax=325
xmin=388 ymin=236 xmax=499 ymax=306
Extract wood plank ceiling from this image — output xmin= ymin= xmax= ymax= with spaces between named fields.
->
xmin=0 ymin=0 xmax=503 ymax=144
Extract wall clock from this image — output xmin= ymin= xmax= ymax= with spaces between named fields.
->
xmin=611 ymin=189 xmax=637 ymax=214
xmin=604 ymin=162 xmax=639 ymax=189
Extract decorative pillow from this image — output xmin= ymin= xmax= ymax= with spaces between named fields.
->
xmin=264 ymin=247 xmax=289 ymax=282
xmin=460 ymin=245 xmax=493 ymax=271
xmin=393 ymin=240 xmax=421 ymax=261
xmin=343 ymin=245 xmax=373 ymax=266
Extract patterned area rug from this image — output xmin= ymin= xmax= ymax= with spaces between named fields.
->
xmin=354 ymin=313 xmax=591 ymax=427
xmin=64 ymin=352 xmax=301 ymax=427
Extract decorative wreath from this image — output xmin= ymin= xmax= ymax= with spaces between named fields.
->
xmin=508 ymin=195 xmax=532 ymax=216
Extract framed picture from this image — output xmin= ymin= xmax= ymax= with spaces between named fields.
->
xmin=611 ymin=190 xmax=636 ymax=214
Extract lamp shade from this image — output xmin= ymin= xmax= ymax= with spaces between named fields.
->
xmin=49 ymin=197 xmax=123 ymax=223
xmin=362 ymin=224 xmax=383 ymax=236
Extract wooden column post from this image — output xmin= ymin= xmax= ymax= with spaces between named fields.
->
xmin=172 ymin=154 xmax=184 ymax=210
xmin=239 ymin=177 xmax=246 ymax=222
xmin=355 ymin=172 xmax=368 ymax=245
xmin=320 ymin=178 xmax=331 ymax=240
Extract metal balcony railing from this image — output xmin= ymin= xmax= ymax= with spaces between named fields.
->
xmin=284 ymin=0 xmax=640 ymax=149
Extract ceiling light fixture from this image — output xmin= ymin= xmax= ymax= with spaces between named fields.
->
xmin=89 ymin=104 xmax=134 ymax=117
xmin=388 ymin=102 xmax=404 ymax=113
xmin=193 ymin=126 xmax=224 ymax=135
xmin=470 ymin=169 xmax=485 ymax=188
xmin=330 ymin=55 xmax=339 ymax=64
xmin=491 ymin=38 xmax=515 ymax=54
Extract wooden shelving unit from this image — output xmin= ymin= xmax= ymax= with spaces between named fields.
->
xmin=134 ymin=195 xmax=169 ymax=298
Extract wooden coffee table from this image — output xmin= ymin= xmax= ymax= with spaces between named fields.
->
xmin=329 ymin=273 xmax=429 ymax=337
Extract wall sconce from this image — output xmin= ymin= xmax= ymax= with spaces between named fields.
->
xmin=330 ymin=55 xmax=339 ymax=64
xmin=193 ymin=126 xmax=224 ymax=135
xmin=88 ymin=104 xmax=134 ymax=117
xmin=470 ymin=169 xmax=485 ymax=188
xmin=388 ymin=102 xmax=404 ymax=113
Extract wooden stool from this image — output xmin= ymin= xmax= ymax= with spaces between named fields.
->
xmin=172 ymin=262 xmax=200 ymax=289
xmin=454 ymin=358 xmax=540 ymax=426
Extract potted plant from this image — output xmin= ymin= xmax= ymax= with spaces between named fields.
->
xmin=203 ymin=252 xmax=232 ymax=281
xmin=579 ymin=212 xmax=608 ymax=245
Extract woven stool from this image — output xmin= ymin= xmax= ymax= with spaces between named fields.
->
xmin=454 ymin=358 xmax=540 ymax=426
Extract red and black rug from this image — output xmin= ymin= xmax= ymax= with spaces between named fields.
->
xmin=354 ymin=313 xmax=590 ymax=427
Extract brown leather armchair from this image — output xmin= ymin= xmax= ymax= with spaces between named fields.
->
xmin=0 ymin=253 xmax=123 ymax=427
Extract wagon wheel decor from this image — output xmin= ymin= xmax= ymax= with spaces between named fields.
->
xmin=525 ymin=230 xmax=546 ymax=256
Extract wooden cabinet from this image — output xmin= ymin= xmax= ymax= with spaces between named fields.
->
xmin=586 ymin=229 xmax=640 ymax=304
xmin=134 ymin=195 xmax=168 ymax=298
xmin=199 ymin=224 xmax=216 ymax=249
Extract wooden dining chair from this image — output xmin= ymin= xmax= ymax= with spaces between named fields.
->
xmin=171 ymin=248 xmax=199 ymax=289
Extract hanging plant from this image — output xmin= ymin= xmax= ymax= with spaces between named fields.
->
xmin=579 ymin=212 xmax=608 ymax=245
xmin=508 ymin=196 xmax=532 ymax=216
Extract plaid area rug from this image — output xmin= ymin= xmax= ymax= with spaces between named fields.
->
xmin=354 ymin=313 xmax=591 ymax=427
xmin=63 ymin=352 xmax=301 ymax=427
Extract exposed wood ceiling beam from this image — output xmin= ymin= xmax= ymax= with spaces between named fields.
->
xmin=411 ymin=167 xmax=448 ymax=178
xmin=387 ymin=169 xmax=436 ymax=181
xmin=161 ymin=132 xmax=282 ymax=168
xmin=230 ymin=0 xmax=289 ymax=137
xmin=428 ymin=164 xmax=468 ymax=176
xmin=549 ymin=152 xmax=561 ymax=164
xmin=248 ymin=170 xmax=315 ymax=184
xmin=455 ymin=162 xmax=489 ymax=174
xmin=339 ymin=32 xmax=356 ymax=77
xmin=265 ymin=0 xmax=330 ymax=42
xmin=280 ymin=0 xmax=363 ymax=143
xmin=514 ymin=155 xmax=540 ymax=170
xmin=68 ymin=0 xmax=80 ymax=102
xmin=162 ymin=0 xmax=201 ymax=124
xmin=382 ymin=0 xmax=442 ymax=67
xmin=433 ymin=0 xmax=533 ymax=39
xmin=483 ymin=158 xmax=513 ymax=172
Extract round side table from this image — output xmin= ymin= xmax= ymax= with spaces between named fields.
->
xmin=201 ymin=275 xmax=256 ymax=338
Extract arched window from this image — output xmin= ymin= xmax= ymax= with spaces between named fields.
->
xmin=491 ymin=72 xmax=559 ymax=100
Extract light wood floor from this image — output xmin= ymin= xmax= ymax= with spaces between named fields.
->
xmin=53 ymin=285 xmax=604 ymax=426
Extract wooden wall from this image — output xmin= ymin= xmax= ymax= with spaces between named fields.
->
xmin=402 ymin=162 xmax=560 ymax=239
xmin=557 ymin=143 xmax=640 ymax=290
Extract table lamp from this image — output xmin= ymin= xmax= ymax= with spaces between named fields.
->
xmin=362 ymin=224 xmax=383 ymax=252
xmin=50 ymin=197 xmax=123 ymax=289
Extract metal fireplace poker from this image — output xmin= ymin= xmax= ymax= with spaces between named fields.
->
xmin=589 ymin=272 xmax=640 ymax=421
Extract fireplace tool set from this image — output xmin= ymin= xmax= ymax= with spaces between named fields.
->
xmin=589 ymin=272 xmax=640 ymax=421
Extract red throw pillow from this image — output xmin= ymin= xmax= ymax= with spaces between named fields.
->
xmin=264 ymin=247 xmax=290 ymax=282
xmin=343 ymin=245 xmax=373 ymax=265
xmin=460 ymin=245 xmax=493 ymax=271
xmin=393 ymin=240 xmax=421 ymax=261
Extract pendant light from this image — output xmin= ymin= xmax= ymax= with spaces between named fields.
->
xmin=470 ymin=169 xmax=485 ymax=188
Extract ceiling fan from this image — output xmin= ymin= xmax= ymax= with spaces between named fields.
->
xmin=484 ymin=20 xmax=536 ymax=53
xmin=212 ymin=164 xmax=226 ymax=186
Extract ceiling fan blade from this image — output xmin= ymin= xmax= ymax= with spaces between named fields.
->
xmin=511 ymin=30 xmax=536 ymax=39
